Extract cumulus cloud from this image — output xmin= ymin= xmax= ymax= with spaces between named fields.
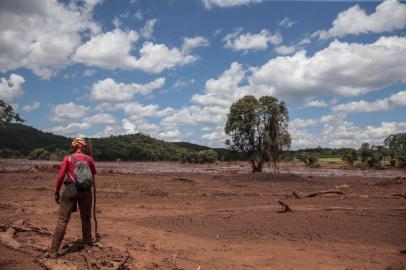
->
xmin=223 ymin=29 xmax=282 ymax=52
xmin=84 ymin=113 xmax=116 ymax=124
xmin=73 ymin=28 xmax=139 ymax=70
xmin=191 ymin=62 xmax=248 ymax=108
xmin=119 ymin=103 xmax=174 ymax=118
xmin=0 ymin=73 xmax=25 ymax=102
xmin=250 ymin=36 xmax=406 ymax=99
xmin=131 ymin=42 xmax=198 ymax=73
xmin=46 ymin=122 xmax=90 ymax=137
xmin=202 ymin=0 xmax=262 ymax=9
xmin=182 ymin=36 xmax=210 ymax=53
xmin=332 ymin=99 xmax=391 ymax=113
xmin=304 ymin=99 xmax=328 ymax=108
xmin=141 ymin=19 xmax=158 ymax=39
xmin=290 ymin=118 xmax=318 ymax=128
xmin=49 ymin=102 xmax=89 ymax=122
xmin=22 ymin=101 xmax=40 ymax=112
xmin=318 ymin=0 xmax=406 ymax=39
xmin=321 ymin=121 xmax=406 ymax=148
xmin=90 ymin=77 xmax=165 ymax=102
xmin=0 ymin=0 xmax=100 ymax=79
xmin=331 ymin=90 xmax=406 ymax=113
xmin=274 ymin=45 xmax=296 ymax=55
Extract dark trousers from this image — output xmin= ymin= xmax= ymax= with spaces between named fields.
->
xmin=50 ymin=186 xmax=92 ymax=253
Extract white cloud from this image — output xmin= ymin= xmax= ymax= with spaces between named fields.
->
xmin=274 ymin=45 xmax=296 ymax=55
xmin=389 ymin=90 xmax=406 ymax=106
xmin=119 ymin=102 xmax=174 ymax=118
xmin=49 ymin=102 xmax=89 ymax=122
xmin=332 ymin=99 xmax=391 ymax=113
xmin=321 ymin=121 xmax=406 ymax=148
xmin=290 ymin=118 xmax=318 ymax=128
xmin=46 ymin=122 xmax=90 ymax=137
xmin=331 ymin=90 xmax=406 ymax=114
xmin=318 ymin=0 xmax=406 ymax=39
xmin=159 ymin=128 xmax=182 ymax=141
xmin=141 ymin=19 xmax=158 ymax=39
xmin=161 ymin=105 xmax=228 ymax=127
xmin=22 ymin=101 xmax=40 ymax=112
xmin=304 ymin=99 xmax=328 ymax=108
xmin=84 ymin=113 xmax=116 ymax=124
xmin=73 ymin=28 xmax=139 ymax=70
xmin=279 ymin=17 xmax=296 ymax=28
xmin=73 ymin=27 xmax=203 ymax=73
xmin=0 ymin=0 xmax=100 ymax=79
xmin=131 ymin=42 xmax=198 ymax=73
xmin=90 ymin=77 xmax=165 ymax=102
xmin=224 ymin=29 xmax=282 ymax=52
xmin=202 ymin=0 xmax=262 ymax=9
xmin=0 ymin=73 xmax=25 ymax=102
xmin=182 ymin=36 xmax=210 ymax=53
xmin=250 ymin=36 xmax=406 ymax=99
xmin=191 ymin=62 xmax=248 ymax=108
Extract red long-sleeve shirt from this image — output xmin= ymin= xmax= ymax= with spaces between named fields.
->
xmin=55 ymin=152 xmax=96 ymax=193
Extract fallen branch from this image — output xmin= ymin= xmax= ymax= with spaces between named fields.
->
xmin=10 ymin=220 xmax=53 ymax=236
xmin=277 ymin=200 xmax=292 ymax=213
xmin=292 ymin=189 xmax=344 ymax=199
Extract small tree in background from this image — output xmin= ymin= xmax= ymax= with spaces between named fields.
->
xmin=225 ymin=95 xmax=290 ymax=173
xmin=342 ymin=149 xmax=358 ymax=165
xmin=0 ymin=100 xmax=24 ymax=125
xmin=385 ymin=133 xmax=406 ymax=167
xmin=299 ymin=153 xmax=320 ymax=168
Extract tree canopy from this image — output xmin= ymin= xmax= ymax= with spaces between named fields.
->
xmin=0 ymin=100 xmax=24 ymax=126
xmin=225 ymin=95 xmax=291 ymax=172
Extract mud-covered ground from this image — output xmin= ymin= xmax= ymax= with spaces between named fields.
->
xmin=0 ymin=159 xmax=405 ymax=269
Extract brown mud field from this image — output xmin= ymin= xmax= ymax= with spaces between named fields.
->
xmin=0 ymin=159 xmax=405 ymax=269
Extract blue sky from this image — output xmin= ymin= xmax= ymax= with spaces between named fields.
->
xmin=0 ymin=0 xmax=405 ymax=148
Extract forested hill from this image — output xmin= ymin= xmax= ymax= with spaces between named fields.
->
xmin=0 ymin=123 xmax=242 ymax=161
xmin=0 ymin=123 xmax=70 ymax=155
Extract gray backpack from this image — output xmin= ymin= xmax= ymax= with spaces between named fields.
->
xmin=71 ymin=154 xmax=94 ymax=190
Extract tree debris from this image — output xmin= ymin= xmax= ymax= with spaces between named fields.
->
xmin=292 ymin=189 xmax=344 ymax=199
xmin=0 ymin=228 xmax=21 ymax=249
xmin=277 ymin=200 xmax=292 ymax=213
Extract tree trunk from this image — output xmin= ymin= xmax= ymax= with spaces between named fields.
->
xmin=251 ymin=160 xmax=263 ymax=173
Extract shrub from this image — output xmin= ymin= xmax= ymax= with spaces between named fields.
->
xmin=28 ymin=148 xmax=51 ymax=160
xmin=0 ymin=149 xmax=21 ymax=158
xmin=299 ymin=153 xmax=320 ymax=168
xmin=341 ymin=150 xmax=358 ymax=165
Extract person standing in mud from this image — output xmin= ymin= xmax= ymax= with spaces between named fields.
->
xmin=46 ymin=137 xmax=96 ymax=259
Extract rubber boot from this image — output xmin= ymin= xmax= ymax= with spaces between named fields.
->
xmin=49 ymin=201 xmax=72 ymax=257
xmin=78 ymin=190 xmax=92 ymax=248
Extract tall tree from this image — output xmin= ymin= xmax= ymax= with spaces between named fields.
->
xmin=0 ymin=100 xmax=24 ymax=126
xmin=259 ymin=96 xmax=291 ymax=172
xmin=225 ymin=95 xmax=291 ymax=172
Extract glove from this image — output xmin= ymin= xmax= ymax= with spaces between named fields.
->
xmin=54 ymin=192 xmax=60 ymax=204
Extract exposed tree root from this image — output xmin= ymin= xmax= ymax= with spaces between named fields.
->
xmin=277 ymin=200 xmax=292 ymax=213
